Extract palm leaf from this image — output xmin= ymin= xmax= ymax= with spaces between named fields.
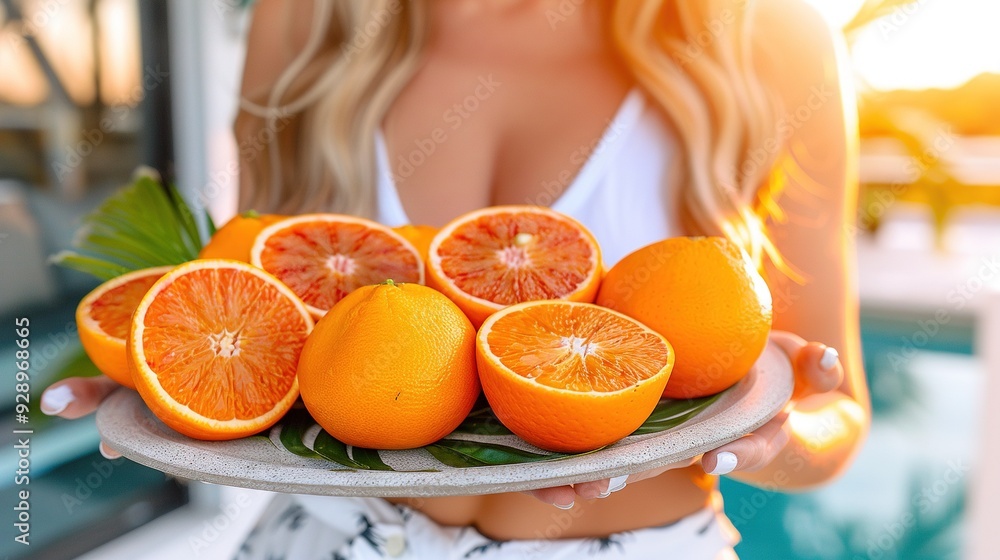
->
xmin=631 ymin=393 xmax=723 ymax=435
xmin=426 ymin=440 xmax=566 ymax=468
xmin=311 ymin=431 xmax=367 ymax=469
xmin=271 ymin=390 xmax=725 ymax=469
xmin=277 ymin=409 xmax=324 ymax=460
xmin=51 ymin=171 xmax=212 ymax=280
xmin=349 ymin=447 xmax=395 ymax=471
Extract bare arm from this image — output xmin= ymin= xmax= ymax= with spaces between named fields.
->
xmin=710 ymin=0 xmax=870 ymax=489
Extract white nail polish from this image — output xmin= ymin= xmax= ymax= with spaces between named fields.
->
xmin=554 ymin=501 xmax=574 ymax=510
xmin=708 ymin=451 xmax=738 ymax=475
xmin=41 ymin=385 xmax=74 ymax=415
xmin=608 ymin=474 xmax=628 ymax=493
xmin=99 ymin=442 xmax=120 ymax=459
xmin=819 ymin=347 xmax=839 ymax=371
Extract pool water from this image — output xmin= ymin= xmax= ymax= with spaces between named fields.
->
xmin=722 ymin=311 xmax=980 ymax=560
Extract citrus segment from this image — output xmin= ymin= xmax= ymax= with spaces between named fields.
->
xmin=76 ymin=266 xmax=174 ymax=388
xmin=251 ymin=214 xmax=424 ymax=318
xmin=477 ymin=301 xmax=673 ymax=453
xmin=129 ymin=260 xmax=313 ymax=440
xmin=428 ymin=206 xmax=602 ymax=327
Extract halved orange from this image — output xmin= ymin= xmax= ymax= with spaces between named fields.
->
xmin=427 ymin=206 xmax=602 ymax=327
xmin=477 ymin=300 xmax=674 ymax=453
xmin=128 ymin=260 xmax=314 ymax=440
xmin=76 ymin=266 xmax=175 ymax=388
xmin=251 ymin=214 xmax=424 ymax=318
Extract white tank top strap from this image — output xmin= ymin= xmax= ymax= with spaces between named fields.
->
xmin=549 ymin=87 xmax=646 ymax=217
xmin=374 ymin=128 xmax=410 ymax=227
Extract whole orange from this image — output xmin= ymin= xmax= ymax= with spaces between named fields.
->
xmin=198 ymin=211 xmax=286 ymax=262
xmin=393 ymin=224 xmax=439 ymax=262
xmin=596 ymin=237 xmax=772 ymax=398
xmin=296 ymin=281 xmax=479 ymax=449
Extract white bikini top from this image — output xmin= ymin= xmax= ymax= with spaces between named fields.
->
xmin=374 ymin=87 xmax=678 ymax=267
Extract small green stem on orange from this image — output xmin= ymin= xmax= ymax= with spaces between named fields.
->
xmin=242 ymin=209 xmax=261 ymax=219
xmin=382 ymin=279 xmax=397 ymax=287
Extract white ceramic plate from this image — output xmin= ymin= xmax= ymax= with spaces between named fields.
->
xmin=96 ymin=344 xmax=792 ymax=497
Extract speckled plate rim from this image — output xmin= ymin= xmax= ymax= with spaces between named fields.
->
xmin=97 ymin=344 xmax=792 ymax=497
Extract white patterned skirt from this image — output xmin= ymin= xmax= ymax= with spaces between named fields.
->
xmin=234 ymin=491 xmax=740 ymax=560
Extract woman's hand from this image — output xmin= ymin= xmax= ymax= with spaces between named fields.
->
xmin=526 ymin=331 xmax=844 ymax=507
xmin=40 ymin=375 xmax=123 ymax=459
xmin=700 ymin=331 xmax=844 ymax=476
xmin=524 ymin=458 xmax=698 ymax=509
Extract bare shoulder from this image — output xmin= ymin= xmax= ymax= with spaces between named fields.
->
xmin=748 ymin=0 xmax=855 ymax=167
xmin=749 ymin=0 xmax=846 ymax=112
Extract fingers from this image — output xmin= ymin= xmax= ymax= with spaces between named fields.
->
xmin=769 ymin=333 xmax=844 ymax=400
xmin=702 ymin=409 xmax=791 ymax=475
xmin=41 ymin=376 xmax=121 ymax=419
xmin=523 ymin=486 xmax=578 ymax=509
xmin=524 ymin=458 xmax=699 ymax=508
xmin=99 ymin=441 xmax=122 ymax=459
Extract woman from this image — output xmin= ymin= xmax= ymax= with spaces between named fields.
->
xmin=42 ymin=0 xmax=869 ymax=557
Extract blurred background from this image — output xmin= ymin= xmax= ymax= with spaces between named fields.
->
xmin=0 ymin=0 xmax=997 ymax=558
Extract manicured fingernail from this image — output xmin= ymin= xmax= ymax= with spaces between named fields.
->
xmin=553 ymin=501 xmax=574 ymax=510
xmin=708 ymin=451 xmax=738 ymax=475
xmin=41 ymin=385 xmax=74 ymax=415
xmin=99 ymin=442 xmax=121 ymax=459
xmin=819 ymin=347 xmax=839 ymax=371
xmin=608 ymin=475 xmax=628 ymax=493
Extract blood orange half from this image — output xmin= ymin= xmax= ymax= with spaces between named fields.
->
xmin=128 ymin=260 xmax=314 ymax=440
xmin=76 ymin=266 xmax=175 ymax=388
xmin=477 ymin=300 xmax=673 ymax=453
xmin=251 ymin=214 xmax=424 ymax=318
xmin=427 ymin=206 xmax=602 ymax=327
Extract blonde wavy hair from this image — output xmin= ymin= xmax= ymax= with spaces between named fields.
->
xmin=236 ymin=0 xmax=787 ymax=267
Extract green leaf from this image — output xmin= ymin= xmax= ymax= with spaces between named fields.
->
xmin=205 ymin=209 xmax=218 ymax=237
xmin=453 ymin=406 xmax=513 ymax=436
xmin=631 ymin=393 xmax=723 ymax=436
xmin=426 ymin=439 xmax=567 ymax=468
xmin=312 ymin=430 xmax=366 ymax=469
xmin=51 ymin=172 xmax=206 ymax=280
xmin=349 ymin=447 xmax=394 ymax=471
xmin=49 ymin=252 xmax=130 ymax=281
xmin=277 ymin=410 xmax=324 ymax=460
